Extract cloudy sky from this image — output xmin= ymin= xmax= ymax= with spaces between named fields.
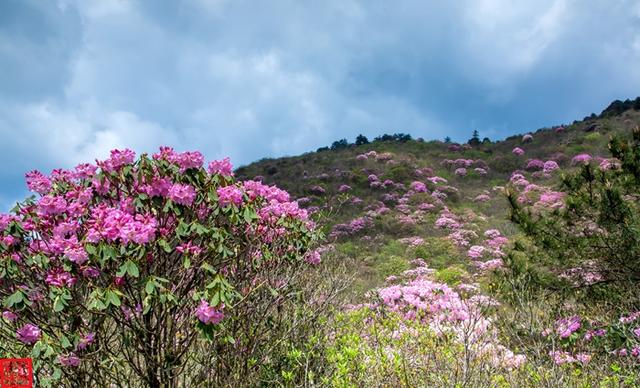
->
xmin=2 ymin=0 xmax=640 ymax=210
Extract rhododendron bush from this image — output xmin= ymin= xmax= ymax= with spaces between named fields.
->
xmin=0 ymin=147 xmax=320 ymax=386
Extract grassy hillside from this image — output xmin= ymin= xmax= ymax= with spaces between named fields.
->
xmin=237 ymin=107 xmax=640 ymax=294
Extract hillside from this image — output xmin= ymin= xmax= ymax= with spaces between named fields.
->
xmin=237 ymin=103 xmax=640 ymax=294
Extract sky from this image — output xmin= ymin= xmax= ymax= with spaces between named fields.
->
xmin=1 ymin=0 xmax=640 ymax=210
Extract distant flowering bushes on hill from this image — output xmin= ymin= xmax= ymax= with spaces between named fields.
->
xmin=0 ymin=147 xmax=318 ymax=386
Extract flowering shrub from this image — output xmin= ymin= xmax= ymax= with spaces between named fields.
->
xmin=525 ymin=159 xmax=544 ymax=171
xmin=522 ymin=134 xmax=533 ymax=143
xmin=338 ymin=184 xmax=352 ymax=193
xmin=0 ymin=148 xmax=318 ymax=386
xmin=410 ymin=181 xmax=427 ymax=193
xmin=454 ymin=168 xmax=467 ymax=177
xmin=571 ymin=153 xmax=593 ymax=165
xmin=512 ymin=147 xmax=525 ymax=156
xmin=543 ymin=160 xmax=559 ymax=173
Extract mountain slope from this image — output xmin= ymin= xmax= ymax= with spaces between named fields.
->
xmin=236 ymin=104 xmax=640 ymax=293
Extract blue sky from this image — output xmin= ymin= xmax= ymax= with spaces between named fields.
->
xmin=2 ymin=0 xmax=640 ymax=210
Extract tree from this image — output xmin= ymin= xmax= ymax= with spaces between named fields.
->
xmin=468 ymin=130 xmax=481 ymax=146
xmin=0 ymin=147 xmax=319 ymax=386
xmin=355 ymin=134 xmax=369 ymax=146
xmin=506 ymin=128 xmax=640 ymax=300
xmin=330 ymin=139 xmax=349 ymax=150
xmin=444 ymin=136 xmax=451 ymax=144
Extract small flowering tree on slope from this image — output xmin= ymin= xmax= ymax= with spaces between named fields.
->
xmin=0 ymin=148 xmax=319 ymax=386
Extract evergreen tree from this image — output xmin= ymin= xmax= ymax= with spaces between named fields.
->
xmin=468 ymin=130 xmax=481 ymax=146
xmin=355 ymin=134 xmax=369 ymax=146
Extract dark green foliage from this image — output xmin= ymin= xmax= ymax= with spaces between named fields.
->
xmin=317 ymin=146 xmax=330 ymax=152
xmin=600 ymin=97 xmax=640 ymax=118
xmin=373 ymin=133 xmax=412 ymax=143
xmin=331 ymin=139 xmax=350 ymax=150
xmin=383 ymin=164 xmax=414 ymax=183
xmin=468 ymin=130 xmax=481 ymax=146
xmin=444 ymin=136 xmax=451 ymax=143
xmin=355 ymin=134 xmax=369 ymax=146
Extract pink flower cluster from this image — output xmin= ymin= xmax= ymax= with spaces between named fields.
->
xmin=152 ymin=147 xmax=204 ymax=172
xmin=195 ymin=300 xmax=224 ymax=325
xmin=17 ymin=323 xmax=41 ymax=344
xmin=169 ymin=184 xmax=196 ymax=206
xmin=338 ymin=184 xmax=352 ymax=193
xmin=543 ymin=160 xmax=559 ymax=173
xmin=410 ymin=181 xmax=428 ymax=193
xmin=512 ymin=147 xmax=525 ymax=156
xmin=217 ymin=185 xmax=244 ymax=207
xmin=525 ymin=159 xmax=544 ymax=171
xmin=208 ymin=157 xmax=234 ymax=177
xmin=86 ymin=206 xmax=158 ymax=245
xmin=571 ymin=153 xmax=592 ymax=165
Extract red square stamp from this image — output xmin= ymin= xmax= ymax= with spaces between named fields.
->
xmin=0 ymin=358 xmax=33 ymax=388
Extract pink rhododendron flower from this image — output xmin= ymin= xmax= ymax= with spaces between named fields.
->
xmin=571 ymin=153 xmax=592 ymax=164
xmin=195 ymin=300 xmax=224 ymax=325
xmin=525 ymin=159 xmax=544 ymax=171
xmin=102 ymin=148 xmax=136 ymax=172
xmin=59 ymin=353 xmax=81 ymax=367
xmin=177 ymin=241 xmax=203 ymax=256
xmin=2 ymin=310 xmax=18 ymax=322
xmin=468 ymin=245 xmax=485 ymax=259
xmin=17 ymin=323 xmax=41 ymax=344
xmin=46 ymin=268 xmax=77 ymax=288
xmin=25 ymin=170 xmax=52 ymax=194
xmin=474 ymin=194 xmax=490 ymax=202
xmin=304 ymin=250 xmax=321 ymax=265
xmin=208 ymin=157 xmax=234 ymax=177
xmin=338 ymin=184 xmax=352 ymax=193
xmin=77 ymin=332 xmax=96 ymax=350
xmin=555 ymin=315 xmax=581 ymax=338
xmin=543 ymin=160 xmax=559 ymax=173
xmin=217 ymin=186 xmax=244 ymax=208
xmin=512 ymin=147 xmax=525 ymax=156
xmin=410 ymin=181 xmax=427 ymax=193
xmin=454 ymin=168 xmax=467 ymax=176
xmin=173 ymin=151 xmax=204 ymax=171
xmin=169 ymin=184 xmax=196 ymax=206
xmin=38 ymin=195 xmax=68 ymax=215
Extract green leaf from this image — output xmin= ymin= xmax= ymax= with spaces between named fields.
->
xmin=145 ymin=279 xmax=156 ymax=295
xmin=127 ymin=260 xmax=139 ymax=278
xmin=243 ymin=207 xmax=258 ymax=223
xmin=106 ymin=290 xmax=121 ymax=307
xmin=116 ymin=263 xmax=128 ymax=277
xmin=158 ymin=239 xmax=172 ymax=253
xmin=60 ymin=335 xmax=72 ymax=349
xmin=53 ymin=296 xmax=66 ymax=312
xmin=183 ymin=257 xmax=191 ymax=269
xmin=4 ymin=290 xmax=24 ymax=308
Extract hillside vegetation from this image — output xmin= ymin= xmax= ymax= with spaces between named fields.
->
xmin=232 ymin=101 xmax=640 ymax=386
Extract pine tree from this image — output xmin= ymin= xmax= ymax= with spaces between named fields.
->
xmin=468 ymin=130 xmax=481 ymax=146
